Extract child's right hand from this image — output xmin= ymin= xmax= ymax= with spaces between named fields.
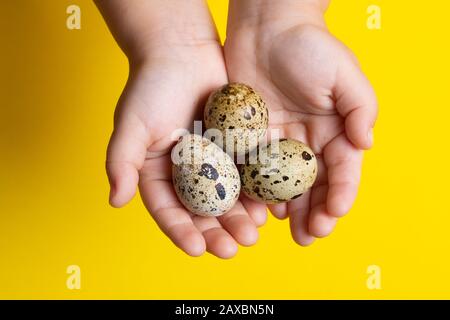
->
xmin=98 ymin=0 xmax=267 ymax=258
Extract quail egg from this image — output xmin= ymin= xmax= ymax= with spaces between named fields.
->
xmin=204 ymin=83 xmax=269 ymax=156
xmin=240 ymin=138 xmax=317 ymax=204
xmin=171 ymin=134 xmax=241 ymax=216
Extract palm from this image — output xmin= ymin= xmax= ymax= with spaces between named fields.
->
xmin=225 ymin=25 xmax=371 ymax=245
xmin=108 ymin=44 xmax=267 ymax=258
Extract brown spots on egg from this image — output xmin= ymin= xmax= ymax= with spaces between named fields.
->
xmin=250 ymin=169 xmax=259 ymax=179
xmin=302 ymin=151 xmax=312 ymax=161
xmin=215 ymin=183 xmax=226 ymax=200
xmin=204 ymin=83 xmax=269 ymax=156
xmin=198 ymin=163 xmax=219 ymax=181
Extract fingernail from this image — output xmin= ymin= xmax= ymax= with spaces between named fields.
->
xmin=367 ymin=128 xmax=374 ymax=146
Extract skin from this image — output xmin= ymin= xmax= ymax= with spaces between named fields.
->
xmin=226 ymin=0 xmax=378 ymax=245
xmin=95 ymin=0 xmax=377 ymax=257
xmin=95 ymin=0 xmax=265 ymax=259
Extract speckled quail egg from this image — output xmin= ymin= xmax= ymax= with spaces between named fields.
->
xmin=204 ymin=83 xmax=269 ymax=156
xmin=171 ymin=134 xmax=241 ymax=216
xmin=240 ymin=138 xmax=317 ymax=204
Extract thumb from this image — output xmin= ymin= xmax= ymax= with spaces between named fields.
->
xmin=335 ymin=56 xmax=378 ymax=150
xmin=106 ymin=113 xmax=149 ymax=207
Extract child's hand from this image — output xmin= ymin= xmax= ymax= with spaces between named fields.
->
xmin=225 ymin=0 xmax=378 ymax=245
xmin=97 ymin=0 xmax=267 ymax=258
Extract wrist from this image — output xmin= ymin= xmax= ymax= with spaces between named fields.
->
xmin=227 ymin=0 xmax=328 ymax=35
xmin=96 ymin=0 xmax=219 ymax=63
xmin=139 ymin=3 xmax=220 ymax=48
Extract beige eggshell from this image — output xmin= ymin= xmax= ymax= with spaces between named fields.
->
xmin=171 ymin=134 xmax=240 ymax=216
xmin=204 ymin=83 xmax=269 ymax=156
xmin=240 ymin=139 xmax=317 ymax=204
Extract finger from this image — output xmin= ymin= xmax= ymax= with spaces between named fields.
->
xmin=308 ymin=184 xmax=338 ymax=238
xmin=309 ymin=204 xmax=338 ymax=238
xmin=139 ymin=170 xmax=206 ymax=257
xmin=335 ymin=57 xmax=378 ymax=150
xmin=288 ymin=190 xmax=315 ymax=246
xmin=218 ymin=202 xmax=259 ymax=246
xmin=192 ymin=216 xmax=238 ymax=259
xmin=324 ymin=134 xmax=363 ymax=217
xmin=268 ymin=203 xmax=288 ymax=220
xmin=313 ymin=154 xmax=327 ymax=186
xmin=240 ymin=195 xmax=268 ymax=227
xmin=106 ymin=113 xmax=149 ymax=207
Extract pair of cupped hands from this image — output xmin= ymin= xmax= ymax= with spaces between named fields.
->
xmin=98 ymin=0 xmax=378 ymax=258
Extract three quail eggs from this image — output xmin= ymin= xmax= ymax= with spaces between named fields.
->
xmin=172 ymin=83 xmax=318 ymax=216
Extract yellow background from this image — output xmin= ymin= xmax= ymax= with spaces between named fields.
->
xmin=1 ymin=0 xmax=449 ymax=299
